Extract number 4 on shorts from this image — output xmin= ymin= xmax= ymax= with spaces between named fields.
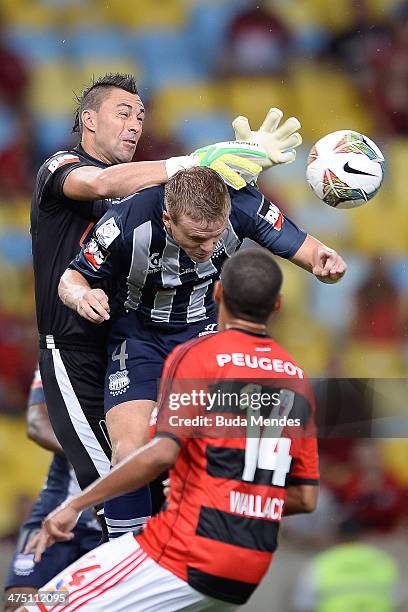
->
xmin=112 ymin=340 xmax=128 ymax=371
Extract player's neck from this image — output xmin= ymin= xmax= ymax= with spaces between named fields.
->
xmin=225 ymin=318 xmax=267 ymax=336
xmin=81 ymin=139 xmax=113 ymax=166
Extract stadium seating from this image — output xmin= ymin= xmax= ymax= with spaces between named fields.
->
xmin=75 ymin=60 xmax=142 ymax=92
xmin=291 ymin=63 xmax=373 ymax=141
xmin=28 ymin=62 xmax=78 ymax=116
xmin=389 ymin=258 xmax=408 ymax=296
xmin=5 ymin=27 xmax=67 ymax=66
xmin=0 ymin=231 xmax=31 ymax=267
xmin=132 ymin=30 xmax=209 ymax=93
xmin=1 ymin=0 xmax=55 ymax=28
xmin=276 ymin=257 xmax=310 ymax=313
xmin=380 ymin=440 xmax=408 ymax=486
xmin=349 ymin=198 xmax=407 ymax=256
xmin=309 ymin=254 xmax=370 ymax=333
xmin=222 ymin=76 xmax=295 ymax=129
xmin=150 ymin=82 xmax=226 ymax=136
xmin=71 ymin=27 xmax=130 ymax=62
xmin=387 ymin=139 xmax=408 ymax=218
xmin=341 ymin=341 xmax=406 ymax=377
xmin=187 ymin=0 xmax=247 ymax=72
xmin=175 ymin=112 xmax=233 ymax=150
xmin=0 ymin=417 xmax=49 ymax=534
xmin=0 ymin=105 xmax=19 ymax=151
xmin=103 ymin=0 xmax=186 ymax=29
xmin=273 ymin=312 xmax=333 ymax=376
xmin=33 ymin=116 xmax=74 ymax=163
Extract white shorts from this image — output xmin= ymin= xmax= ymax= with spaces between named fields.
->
xmin=32 ymin=533 xmax=238 ymax=611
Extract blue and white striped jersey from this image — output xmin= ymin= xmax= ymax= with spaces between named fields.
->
xmin=69 ymin=184 xmax=306 ymax=330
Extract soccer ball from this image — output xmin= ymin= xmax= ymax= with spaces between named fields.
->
xmin=306 ymin=130 xmax=384 ymax=209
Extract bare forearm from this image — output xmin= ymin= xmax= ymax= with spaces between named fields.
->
xmin=291 ymin=234 xmax=346 ymax=283
xmin=59 ymin=269 xmax=91 ymax=311
xmin=283 ymin=485 xmax=319 ymax=516
xmin=59 ymin=269 xmax=110 ymax=324
xmin=27 ymin=404 xmax=63 ymax=454
xmin=291 ymin=234 xmax=324 ymax=273
xmin=97 ymin=161 xmax=168 ymax=198
xmin=28 ymin=424 xmax=63 ymax=454
xmin=65 ymin=161 xmax=168 ymax=200
xmin=70 ymin=440 xmax=173 ymax=513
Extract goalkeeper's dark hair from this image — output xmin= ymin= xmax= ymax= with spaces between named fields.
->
xmin=73 ymin=73 xmax=139 ymax=135
xmin=221 ymin=248 xmax=282 ymax=324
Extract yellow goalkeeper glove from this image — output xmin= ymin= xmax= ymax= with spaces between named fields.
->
xmin=193 ymin=141 xmax=268 ymax=189
xmin=232 ymin=108 xmax=302 ymax=168
xmin=165 ymin=142 xmax=267 ymax=190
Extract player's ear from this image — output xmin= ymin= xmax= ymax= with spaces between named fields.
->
xmin=213 ymin=280 xmax=222 ymax=304
xmin=82 ymin=109 xmax=97 ymax=133
xmin=274 ymin=293 xmax=282 ymax=312
xmin=162 ymin=210 xmax=171 ymax=230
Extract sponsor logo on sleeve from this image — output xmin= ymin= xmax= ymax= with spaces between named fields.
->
xmin=147 ymin=252 xmax=163 ymax=273
xmin=84 ymin=238 xmax=109 ymax=271
xmin=95 ymin=218 xmax=120 ymax=248
xmin=257 ymin=196 xmax=283 ymax=230
xmin=47 ymin=153 xmax=80 ymax=173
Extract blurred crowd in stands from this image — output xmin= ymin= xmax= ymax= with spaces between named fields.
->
xmin=0 ymin=0 xmax=407 ymax=552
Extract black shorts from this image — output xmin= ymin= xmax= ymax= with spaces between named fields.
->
xmin=39 ymin=348 xmax=111 ymax=489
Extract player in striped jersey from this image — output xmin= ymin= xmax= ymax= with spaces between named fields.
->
xmin=4 ymin=369 xmax=101 ymax=611
xmin=57 ymin=166 xmax=342 ymax=539
xmin=25 ymin=249 xmax=319 ymax=611
xmin=32 ymin=70 xmax=299 ymax=540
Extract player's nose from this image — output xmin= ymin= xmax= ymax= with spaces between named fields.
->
xmin=127 ymin=117 xmax=141 ymax=134
xmin=201 ymin=240 xmax=215 ymax=255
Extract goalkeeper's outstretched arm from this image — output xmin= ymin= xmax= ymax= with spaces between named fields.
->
xmin=64 ymin=106 xmax=303 ymax=200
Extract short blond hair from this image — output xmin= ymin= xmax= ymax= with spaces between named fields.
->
xmin=165 ymin=167 xmax=231 ymax=225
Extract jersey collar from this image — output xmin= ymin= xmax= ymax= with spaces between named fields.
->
xmin=226 ymin=326 xmax=269 ymax=338
xmin=74 ymin=144 xmax=110 ymax=168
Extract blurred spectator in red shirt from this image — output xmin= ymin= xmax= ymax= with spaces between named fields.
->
xmin=334 ymin=440 xmax=408 ymax=534
xmin=322 ymin=0 xmax=391 ymax=90
xmin=221 ymin=1 xmax=292 ymax=76
xmin=0 ymin=15 xmax=32 ymax=197
xmin=369 ymin=1 xmax=408 ymax=135
xmin=133 ymin=129 xmax=184 ymax=161
xmin=0 ymin=19 xmax=28 ymax=108
xmin=0 ymin=116 xmax=32 ymax=197
xmin=0 ymin=313 xmax=36 ymax=413
xmin=351 ymin=255 xmax=404 ymax=342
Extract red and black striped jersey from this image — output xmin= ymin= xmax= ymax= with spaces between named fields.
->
xmin=137 ymin=328 xmax=319 ymax=605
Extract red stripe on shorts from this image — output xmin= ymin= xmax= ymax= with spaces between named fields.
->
xmin=49 ymin=548 xmax=145 ymax=612
xmin=69 ymin=553 xmax=148 ymax=611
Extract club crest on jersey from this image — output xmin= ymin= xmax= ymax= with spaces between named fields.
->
xmin=95 ymin=218 xmax=120 ymax=248
xmin=13 ymin=553 xmax=35 ymax=576
xmin=109 ymin=369 xmax=130 ymax=396
xmin=257 ymin=197 xmax=283 ymax=230
xmin=84 ymin=238 xmax=109 ymax=271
